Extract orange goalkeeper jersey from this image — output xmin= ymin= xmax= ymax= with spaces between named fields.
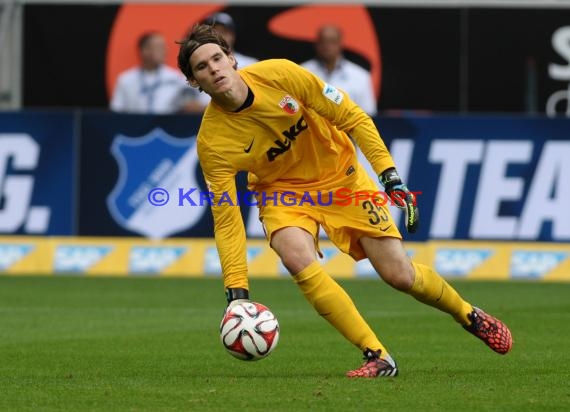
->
xmin=197 ymin=59 xmax=395 ymax=288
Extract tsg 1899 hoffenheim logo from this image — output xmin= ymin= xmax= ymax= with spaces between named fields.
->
xmin=107 ymin=128 xmax=204 ymax=239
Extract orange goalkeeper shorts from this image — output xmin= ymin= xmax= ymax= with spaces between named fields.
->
xmin=256 ymin=166 xmax=402 ymax=261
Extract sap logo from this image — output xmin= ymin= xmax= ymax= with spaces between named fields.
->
xmin=54 ymin=246 xmax=113 ymax=273
xmin=0 ymin=244 xmax=34 ymax=270
xmin=204 ymin=246 xmax=263 ymax=275
xmin=129 ymin=246 xmax=186 ymax=274
xmin=435 ymin=249 xmax=492 ymax=276
xmin=266 ymin=116 xmax=308 ymax=161
xmin=510 ymin=251 xmax=568 ymax=278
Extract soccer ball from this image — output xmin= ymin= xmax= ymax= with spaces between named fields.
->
xmin=220 ymin=301 xmax=280 ymax=361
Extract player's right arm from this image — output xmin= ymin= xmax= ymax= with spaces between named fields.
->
xmin=197 ymin=137 xmax=250 ymax=299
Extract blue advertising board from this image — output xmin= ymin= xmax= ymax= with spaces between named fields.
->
xmin=2 ymin=111 xmax=568 ymax=242
xmin=78 ymin=112 xmax=216 ymax=238
xmin=0 ymin=112 xmax=75 ymax=235
xmin=373 ymin=116 xmax=570 ymax=242
xmin=77 ymin=112 xmax=570 ymax=242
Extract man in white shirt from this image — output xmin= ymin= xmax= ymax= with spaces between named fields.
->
xmin=302 ymin=25 xmax=377 ymax=116
xmin=183 ymin=12 xmax=258 ymax=112
xmin=110 ymin=32 xmax=189 ymax=114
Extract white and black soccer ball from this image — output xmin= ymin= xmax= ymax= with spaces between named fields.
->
xmin=220 ymin=301 xmax=280 ymax=361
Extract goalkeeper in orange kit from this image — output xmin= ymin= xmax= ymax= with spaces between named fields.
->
xmin=176 ymin=24 xmax=512 ymax=378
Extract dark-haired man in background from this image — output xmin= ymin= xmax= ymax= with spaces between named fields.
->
xmin=302 ymin=25 xmax=377 ymax=116
xmin=110 ymin=32 xmax=188 ymax=114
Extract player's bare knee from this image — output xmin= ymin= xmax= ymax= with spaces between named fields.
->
xmin=382 ymin=264 xmax=415 ymax=291
xmin=388 ymin=275 xmax=414 ymax=291
xmin=281 ymin=257 xmax=315 ymax=275
xmin=280 ymin=251 xmax=316 ymax=275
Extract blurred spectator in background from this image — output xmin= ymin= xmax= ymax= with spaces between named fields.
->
xmin=204 ymin=12 xmax=257 ymax=68
xmin=182 ymin=12 xmax=258 ymax=113
xmin=302 ymin=25 xmax=377 ymax=116
xmin=110 ymin=32 xmax=189 ymax=114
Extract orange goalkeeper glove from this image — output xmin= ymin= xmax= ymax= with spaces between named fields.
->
xmin=379 ymin=168 xmax=419 ymax=234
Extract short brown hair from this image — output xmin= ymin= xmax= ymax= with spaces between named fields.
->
xmin=177 ymin=24 xmax=233 ymax=79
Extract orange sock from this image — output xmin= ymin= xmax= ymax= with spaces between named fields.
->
xmin=408 ymin=261 xmax=473 ymax=325
xmin=293 ymin=261 xmax=390 ymax=355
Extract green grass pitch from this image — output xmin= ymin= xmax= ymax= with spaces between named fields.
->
xmin=0 ymin=276 xmax=569 ymax=411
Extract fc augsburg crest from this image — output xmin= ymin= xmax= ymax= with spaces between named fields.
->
xmin=279 ymin=95 xmax=299 ymax=114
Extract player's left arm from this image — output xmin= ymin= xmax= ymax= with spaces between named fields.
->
xmin=272 ymin=60 xmax=392 ymax=172
xmin=275 ymin=60 xmax=419 ymax=233
xmin=348 ymin=115 xmax=420 ymax=234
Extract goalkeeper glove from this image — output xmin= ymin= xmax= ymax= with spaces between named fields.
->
xmin=379 ymin=168 xmax=419 ymax=234
xmin=225 ymin=287 xmax=250 ymax=311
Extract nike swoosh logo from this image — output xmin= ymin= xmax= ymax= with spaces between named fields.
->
xmin=379 ymin=224 xmax=393 ymax=232
xmin=244 ymin=138 xmax=255 ymax=153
